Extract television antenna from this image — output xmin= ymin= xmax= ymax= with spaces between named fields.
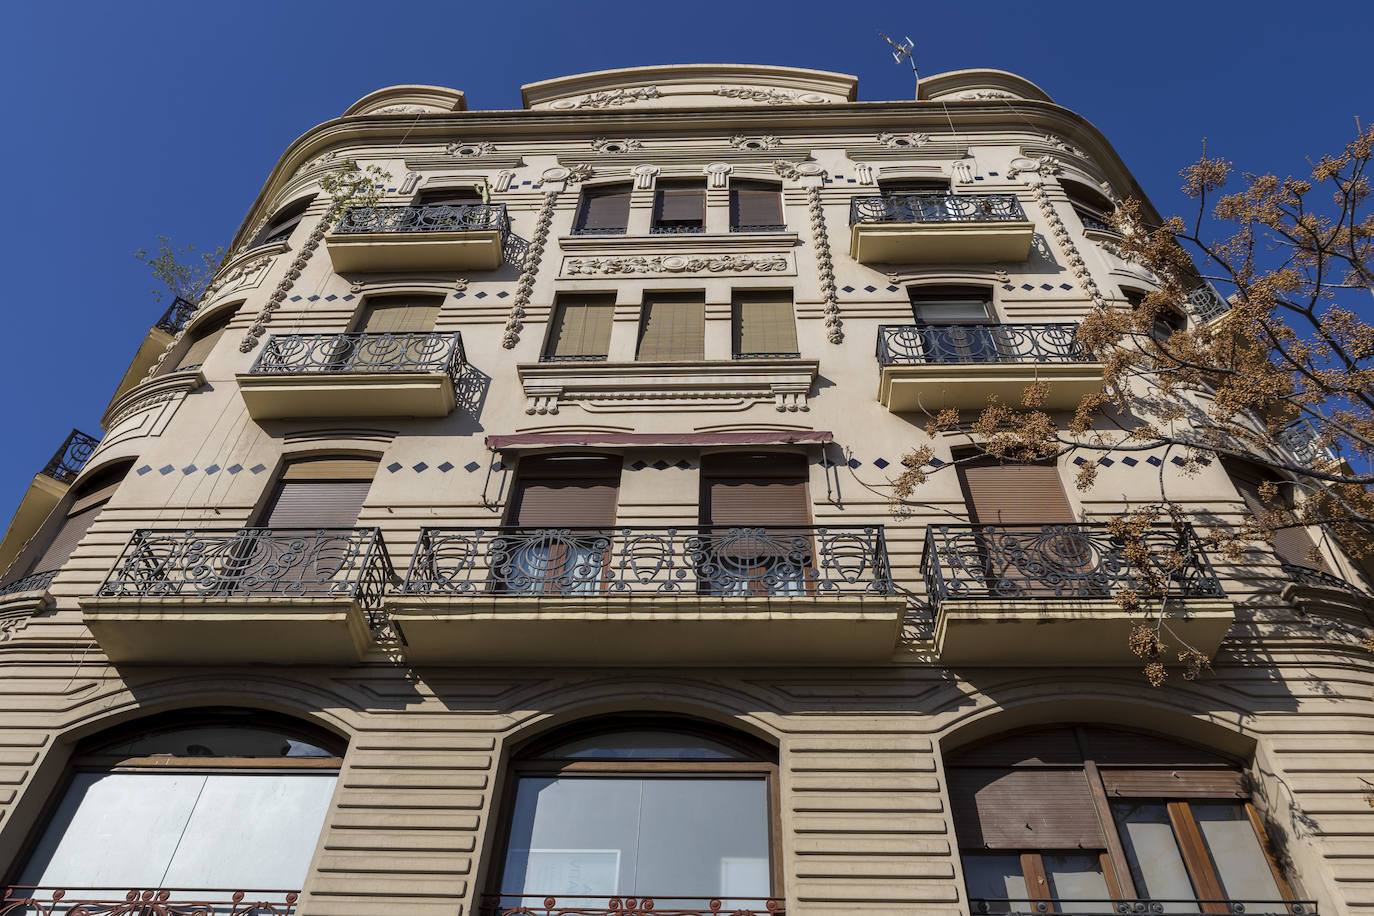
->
xmin=877 ymin=30 xmax=918 ymax=83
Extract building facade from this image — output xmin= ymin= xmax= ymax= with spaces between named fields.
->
xmin=0 ymin=63 xmax=1370 ymax=916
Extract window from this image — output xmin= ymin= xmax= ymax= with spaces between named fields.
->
xmin=499 ymin=455 xmax=621 ymax=594
xmin=732 ymin=291 xmax=799 ymax=359
xmin=167 ymin=305 xmax=239 ymax=374
xmin=543 ymin=294 xmax=615 ymax=362
xmin=949 ymin=726 xmax=1295 ymax=911
xmin=880 ymin=179 xmax=950 ymax=195
xmin=909 ymin=286 xmax=1002 ymax=363
xmin=13 ymin=709 xmax=341 ymax=907
xmin=492 ymin=717 xmax=778 ymax=913
xmin=1224 ymin=460 xmax=1328 ymax=572
xmin=637 ymin=293 xmax=705 ymax=362
xmin=652 ymin=181 xmax=705 ymax=234
xmin=729 ymin=181 xmax=784 ymax=232
xmin=352 ymin=295 xmax=441 ymax=334
xmin=699 ymin=452 xmax=811 ymax=595
xmin=259 ymin=457 xmax=378 ymax=529
xmin=1124 ymin=289 xmax=1187 ymax=340
xmin=249 ymin=196 xmax=314 ymax=249
xmin=0 ymin=461 xmax=131 ymax=590
xmin=1064 ymin=181 xmax=1117 ymax=234
xmin=574 ymin=184 xmax=632 ymax=236
xmin=413 ymin=186 xmax=483 ymax=207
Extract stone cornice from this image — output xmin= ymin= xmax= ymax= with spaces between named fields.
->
xmin=517 ymin=358 xmax=820 ymax=414
xmin=100 ymin=369 xmax=206 ymax=431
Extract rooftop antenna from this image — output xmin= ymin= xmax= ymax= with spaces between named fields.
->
xmin=877 ymin=30 xmax=918 ymax=97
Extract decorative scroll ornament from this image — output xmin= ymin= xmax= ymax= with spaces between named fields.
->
xmin=956 ymin=89 xmax=1017 ymax=100
xmin=730 ymin=135 xmax=780 ymax=151
xmin=589 ymin=137 xmax=643 ymax=154
xmin=1043 ymin=133 xmax=1088 ymax=159
xmin=504 ymin=190 xmax=558 ymax=348
xmin=374 ymin=104 xmax=430 ymax=115
xmin=807 ymin=186 xmax=843 ymax=344
xmin=566 ymin=254 xmax=788 ymax=275
xmin=876 ymin=131 xmax=929 ymax=148
xmin=716 ymin=86 xmax=827 ymax=105
xmin=1007 ymin=156 xmax=1062 ymax=180
xmin=239 ymin=213 xmax=331 ymax=353
xmin=556 ymin=86 xmax=661 ymax=109
xmin=200 ymin=252 xmax=274 ymax=303
xmin=445 ymin=141 xmax=496 ymax=157
xmin=494 ymin=169 xmax=517 ymax=192
xmin=773 ymin=160 xmax=825 ymax=182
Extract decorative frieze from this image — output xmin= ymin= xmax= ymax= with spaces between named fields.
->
xmin=200 ymin=250 xmax=276 ymax=304
xmin=590 ymin=137 xmax=643 ymax=154
xmin=715 ymin=86 xmax=828 ymax=105
xmin=552 ymin=86 xmax=661 ymax=109
xmin=564 ymin=254 xmax=791 ymax=277
xmin=877 ymin=132 xmax=929 ymax=149
xmin=730 ymin=135 xmax=780 ymax=151
xmin=518 ymin=360 xmax=818 ymax=414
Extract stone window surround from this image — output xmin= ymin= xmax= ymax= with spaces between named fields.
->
xmin=570 ymin=170 xmax=790 ymax=237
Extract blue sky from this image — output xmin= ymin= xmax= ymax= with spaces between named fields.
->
xmin=0 ymin=0 xmax=1369 ymax=522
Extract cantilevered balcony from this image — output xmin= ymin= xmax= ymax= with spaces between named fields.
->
xmin=237 ymin=331 xmax=466 ymax=419
xmin=388 ymin=525 xmax=905 ymax=664
xmin=82 ymin=527 xmax=395 ymax=663
xmin=924 ymin=523 xmax=1233 ymax=665
xmin=0 ymin=429 xmax=99 ymax=585
xmin=1189 ymin=281 xmax=1231 ymax=322
xmin=2 ymin=887 xmax=301 ymax=915
xmin=324 ymin=203 xmax=509 ymax=272
xmin=972 ymin=899 xmax=1312 ymax=916
xmin=480 ymin=896 xmax=783 ymax=916
xmin=848 ymin=193 xmax=1034 ymax=264
xmin=876 ymin=323 xmax=1104 ymax=412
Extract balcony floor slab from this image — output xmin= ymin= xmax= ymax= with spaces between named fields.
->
xmin=324 ymin=230 xmax=503 ymax=272
xmin=849 ymin=220 xmax=1035 ymax=264
xmin=236 ymin=371 xmax=457 ymax=419
xmin=879 ymin=362 xmax=1104 ymax=412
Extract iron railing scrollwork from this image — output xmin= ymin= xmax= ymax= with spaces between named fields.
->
xmin=649 ymin=224 xmax=707 ymax=234
xmin=1276 ymin=417 xmax=1340 ymax=467
xmin=402 ymin=525 xmax=893 ymax=597
xmin=0 ymin=569 xmax=58 ymax=600
xmin=731 ymin=224 xmax=788 ymax=233
xmin=40 ymin=429 xmax=98 ymax=484
xmin=876 ymin=323 xmax=1089 ymax=366
xmin=335 ymin=203 xmax=509 ymax=240
xmin=1188 ymin=282 xmax=1230 ymax=322
xmin=98 ymin=528 xmax=395 ymax=626
xmin=479 ymin=895 xmax=783 ymax=916
xmin=0 ymin=887 xmax=300 ymax=916
xmin=1281 ymin=561 xmax=1370 ymax=596
xmin=971 ymin=899 xmax=1312 ymax=916
xmin=922 ymin=523 xmax=1225 ymax=602
xmin=849 ymin=193 xmax=1027 ymax=225
xmin=249 ymin=332 xmax=466 ymax=382
xmin=1074 ymin=207 xmax=1117 ymax=234
xmin=155 ymin=297 xmax=199 ymax=335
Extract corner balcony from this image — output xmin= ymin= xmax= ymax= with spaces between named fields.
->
xmin=82 ymin=527 xmax=394 ymax=664
xmin=0 ymin=429 xmax=98 ymax=583
xmin=236 ymin=331 xmax=466 ymax=420
xmin=876 ymin=323 xmax=1104 ymax=412
xmin=924 ymin=523 xmax=1233 ymax=665
xmin=324 ymin=203 xmax=509 ymax=272
xmin=848 ymin=193 xmax=1034 ymax=264
xmin=388 ymin=525 xmax=905 ymax=665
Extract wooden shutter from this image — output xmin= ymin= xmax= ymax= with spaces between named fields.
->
xmin=733 ymin=292 xmax=798 ymax=357
xmin=957 ymin=460 xmax=1075 ymax=525
xmin=1100 ymin=768 xmax=1245 ymax=798
xmin=545 ymin=296 xmax=614 ymax=359
xmin=654 ymin=183 xmax=705 ymax=225
xmin=730 ymin=182 xmax=783 ymax=228
xmin=260 ymin=458 xmax=377 ymax=529
xmin=30 ymin=502 xmax=106 ymax=574
xmin=1226 ymin=463 xmax=1327 ymax=570
xmin=415 ymin=187 xmax=482 ymax=206
xmin=948 ymin=767 xmax=1105 ymax=849
xmin=637 ymin=295 xmax=705 ymax=361
xmin=702 ymin=454 xmax=809 ymax=526
xmin=508 ymin=456 xmax=620 ymax=526
xmin=175 ymin=308 xmax=237 ymax=371
xmin=577 ymin=185 xmax=631 ymax=233
xmin=354 ymin=297 xmax=441 ymax=334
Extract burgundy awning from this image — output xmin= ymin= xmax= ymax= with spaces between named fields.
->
xmin=486 ymin=430 xmax=834 ymax=450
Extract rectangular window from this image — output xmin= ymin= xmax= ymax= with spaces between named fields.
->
xmin=636 ymin=294 xmax=705 ymax=362
xmin=729 ymin=182 xmax=784 ymax=231
xmin=415 ymin=186 xmax=483 ymax=207
xmin=700 ymin=453 xmax=810 ymax=595
xmin=354 ymin=296 xmax=442 ymax=334
xmin=1224 ymin=461 xmax=1327 ymax=571
xmin=652 ymin=182 xmax=705 ymax=234
xmin=574 ymin=184 xmax=631 ymax=235
xmin=543 ymin=295 xmax=615 ymax=362
xmin=260 ymin=457 xmax=379 ymax=529
xmin=503 ymin=456 xmax=621 ymax=595
xmin=732 ymin=291 xmax=799 ymax=359
xmin=174 ymin=307 xmax=239 ymax=373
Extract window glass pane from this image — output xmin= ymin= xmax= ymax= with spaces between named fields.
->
xmin=502 ymin=776 xmax=769 ymax=903
xmin=95 ymin=725 xmax=335 ymax=758
xmin=1043 ymin=853 xmax=1110 ymax=900
xmin=549 ymin=730 xmax=747 ymax=759
xmin=1112 ymin=801 xmax=1197 ymax=908
xmin=912 ymin=299 xmax=992 ymax=322
xmin=963 ymin=854 xmax=1028 ymax=908
xmin=1192 ymin=804 xmax=1284 ymax=902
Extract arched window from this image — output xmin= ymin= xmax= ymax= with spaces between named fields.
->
xmin=947 ymin=725 xmax=1297 ymax=913
xmin=249 ymin=196 xmax=315 ymax=249
xmin=10 ymin=708 xmax=343 ymax=909
xmin=1063 ymin=181 xmax=1116 ymax=234
xmin=165 ymin=304 xmax=240 ymax=375
xmin=490 ymin=717 xmax=780 ymax=915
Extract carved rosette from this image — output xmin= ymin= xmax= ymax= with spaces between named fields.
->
xmin=238 ymin=213 xmax=330 ymax=353
xmin=504 ymin=190 xmax=558 ymax=348
xmin=807 ymin=187 xmax=843 ymax=344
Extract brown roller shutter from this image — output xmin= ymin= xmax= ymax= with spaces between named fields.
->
xmin=354 ymin=297 xmax=441 ymax=334
xmin=30 ymin=502 xmax=106 ymax=574
xmin=260 ymin=457 xmax=378 ymax=529
xmin=654 ymin=183 xmax=705 ymax=227
xmin=577 ymin=185 xmax=631 ymax=233
xmin=415 ymin=187 xmax=482 ymax=206
xmin=174 ymin=308 xmax=238 ymax=372
xmin=637 ymin=294 xmax=705 ymax=361
xmin=730 ymin=182 xmax=783 ymax=229
xmin=733 ymin=292 xmax=798 ymax=357
xmin=701 ymin=454 xmax=809 ymax=526
xmin=281 ymin=458 xmax=381 ymax=481
xmin=545 ymin=296 xmax=614 ymax=360
xmin=1225 ymin=462 xmax=1327 ymax=570
xmin=948 ymin=767 xmax=1105 ymax=849
xmin=948 ymin=727 xmax=1085 ymax=767
xmin=508 ymin=456 xmax=620 ymax=527
xmin=1100 ymin=769 xmax=1245 ymax=798
xmin=957 ymin=459 xmax=1075 ymax=525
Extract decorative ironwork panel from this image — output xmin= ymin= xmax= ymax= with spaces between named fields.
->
xmin=849 ymin=193 xmax=1026 ymax=225
xmin=40 ymin=429 xmax=98 ymax=484
xmin=1281 ymin=561 xmax=1370 ymax=596
xmin=732 ymin=224 xmax=788 ymax=233
xmin=249 ymin=332 xmax=466 ymax=382
xmin=0 ymin=569 xmax=57 ymax=599
xmin=0 ymin=887 xmax=300 ymax=916
xmin=1188 ymin=282 xmax=1230 ymax=321
xmin=1073 ymin=207 xmax=1117 ymax=234
xmin=571 ymin=226 xmax=628 ymax=236
xmin=922 ymin=523 xmax=1225 ymax=602
xmin=733 ymin=352 xmax=802 ymax=360
xmin=335 ymin=203 xmax=509 ymax=236
xmin=98 ymin=528 xmax=395 ymax=620
xmin=876 ymin=323 xmax=1089 ymax=365
xmin=1276 ymin=418 xmax=1340 ymax=467
xmin=479 ymin=895 xmax=782 ymax=916
xmin=971 ymin=899 xmax=1312 ymax=916
xmin=649 ymin=225 xmax=707 ymax=234
xmin=403 ymin=526 xmax=893 ymax=597
xmin=155 ymin=297 xmax=199 ymax=335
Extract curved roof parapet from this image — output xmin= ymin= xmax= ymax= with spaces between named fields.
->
xmin=343 ymin=85 xmax=468 ymax=117
xmin=521 ymin=63 xmax=858 ymax=111
xmin=916 ymin=69 xmax=1053 ymax=104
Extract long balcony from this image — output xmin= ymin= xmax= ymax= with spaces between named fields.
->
xmin=972 ymin=899 xmax=1312 ymax=916
xmin=324 ymin=203 xmax=509 ymax=272
xmin=924 ymin=523 xmax=1233 ymax=665
xmin=0 ymin=429 xmax=99 ymax=588
xmin=1 ymin=887 xmax=301 ymax=915
xmin=388 ymin=525 xmax=905 ymax=664
xmin=848 ymin=193 xmax=1035 ymax=264
xmin=876 ymin=324 xmax=1104 ymax=412
xmin=82 ymin=527 xmax=394 ymax=663
xmin=237 ymin=331 xmax=466 ymax=419
xmin=480 ymin=896 xmax=783 ymax=916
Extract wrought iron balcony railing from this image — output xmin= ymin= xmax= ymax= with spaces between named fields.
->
xmin=1281 ymin=561 xmax=1371 ymax=596
xmin=971 ymin=899 xmax=1312 ymax=916
xmin=0 ymin=887 xmax=301 ymax=916
xmin=98 ymin=528 xmax=395 ymax=622
xmin=249 ymin=332 xmax=466 ymax=381
xmin=335 ymin=203 xmax=509 ymax=236
xmin=849 ymin=192 xmax=1027 ymax=225
xmin=1276 ymin=417 xmax=1340 ymax=467
xmin=1074 ymin=206 xmax=1117 ymax=234
xmin=479 ymin=895 xmax=783 ymax=916
xmin=649 ymin=224 xmax=707 ymax=234
xmin=922 ymin=523 xmax=1225 ymax=602
xmin=732 ymin=223 xmax=788 ymax=233
xmin=0 ymin=569 xmax=58 ymax=600
xmin=154 ymin=296 xmax=198 ymax=335
xmin=877 ymin=323 xmax=1089 ymax=366
xmin=402 ymin=526 xmax=893 ymax=597
xmin=40 ymin=429 xmax=98 ymax=484
xmin=1188 ymin=282 xmax=1230 ymax=321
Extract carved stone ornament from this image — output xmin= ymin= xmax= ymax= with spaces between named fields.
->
xmin=730 ymin=135 xmax=780 ymax=151
xmin=400 ymin=171 xmax=423 ymax=194
xmin=876 ymin=131 xmax=929 ymax=149
xmin=853 ymin=163 xmax=876 ymax=185
xmin=554 ymin=86 xmax=661 ymax=110
xmin=590 ymin=137 xmax=643 ymax=154
xmin=293 ymin=150 xmax=341 ymax=178
xmin=631 ymin=164 xmax=661 ymax=190
xmin=957 ymin=89 xmax=1017 ymax=100
xmin=1043 ymin=133 xmax=1088 ymax=159
xmin=773 ymin=160 xmax=826 ymax=182
xmin=1008 ymin=156 xmax=1062 ymax=180
xmin=494 ymin=169 xmax=517 ymax=192
xmin=807 ymin=187 xmax=843 ymax=344
xmin=201 ymin=252 xmax=274 ymax=302
xmin=716 ymin=87 xmax=827 ymax=105
xmin=566 ymin=255 xmax=789 ymax=276
xmin=704 ymin=162 xmax=734 ymax=189
xmin=445 ymin=141 xmax=496 ymax=158
xmin=952 ymin=158 xmax=978 ymax=184
xmin=373 ymin=104 xmax=431 ymax=115
xmin=565 ymin=162 xmax=594 ymax=183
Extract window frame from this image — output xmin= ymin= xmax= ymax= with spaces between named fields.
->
xmin=573 ymin=183 xmax=633 ymax=236
xmin=250 ymin=196 xmax=315 ymax=249
xmin=729 ymin=180 xmax=785 ymax=233
xmin=651 ymin=181 xmax=707 ymax=234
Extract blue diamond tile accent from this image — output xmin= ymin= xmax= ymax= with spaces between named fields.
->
xmin=413 ymin=462 xmax=428 ymax=472
xmin=1197 ymin=457 xmax=1212 ymax=465
xmin=137 ymin=465 xmax=152 ymax=476
xmin=307 ymin=295 xmax=320 ymax=301
xmin=182 ymin=464 xmax=197 ymax=475
xmin=863 ymin=285 xmax=877 ymax=293
xmin=841 ymin=285 xmax=855 ymax=293
xmin=1171 ymin=456 xmax=1187 ymax=466
xmin=1097 ymin=457 xmax=1114 ymax=467
xmin=1146 ymin=456 xmax=1163 ymax=467
xmin=204 ymin=464 xmax=220 ymax=474
xmin=438 ymin=462 xmax=454 ymax=473
xmin=1003 ymin=284 xmax=1016 ymax=291
xmin=1021 ymin=283 xmax=1035 ymax=290
xmin=343 ymin=294 xmax=355 ymax=301
xmin=1040 ymin=284 xmax=1054 ymax=290
xmin=497 ymin=291 xmax=510 ymax=298
xmin=1121 ymin=456 xmax=1138 ymax=467
xmin=873 ymin=457 xmax=890 ymax=469
xmin=531 ymin=184 xmax=541 ymax=190
xmin=474 ymin=291 xmax=488 ymax=299
xmin=493 ymin=461 xmax=506 ymax=471
xmin=929 ymin=456 xmax=945 ymax=467
xmin=988 ymin=171 xmax=999 ymax=177
xmin=250 ymin=463 xmax=266 ymax=474
xmin=464 ymin=461 xmax=481 ymax=473
xmin=675 ymin=460 xmax=691 ymax=470
xmin=1059 ymin=283 xmax=1074 ymax=290
xmin=324 ymin=294 xmax=337 ymax=301
xmin=630 ymin=460 xmax=647 ymax=470
xmin=227 ymin=464 xmax=243 ymax=474
xmin=974 ymin=175 xmax=984 ymax=180
xmin=454 ymin=292 xmax=465 ymax=299
xmin=847 ymin=458 xmax=861 ymax=469
xmin=1073 ymin=457 xmax=1087 ymax=466
xmin=158 ymin=464 xmax=175 ymax=475
xmin=652 ymin=460 xmax=670 ymax=470
xmin=387 ymin=462 xmax=403 ymax=473
xmin=289 ymin=295 xmax=303 ymax=302
xmin=886 ymin=285 xmax=900 ymax=292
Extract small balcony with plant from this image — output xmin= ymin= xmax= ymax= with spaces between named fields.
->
xmin=324 ymin=203 xmax=510 ymax=272
xmin=848 ymin=193 xmax=1035 ymax=264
